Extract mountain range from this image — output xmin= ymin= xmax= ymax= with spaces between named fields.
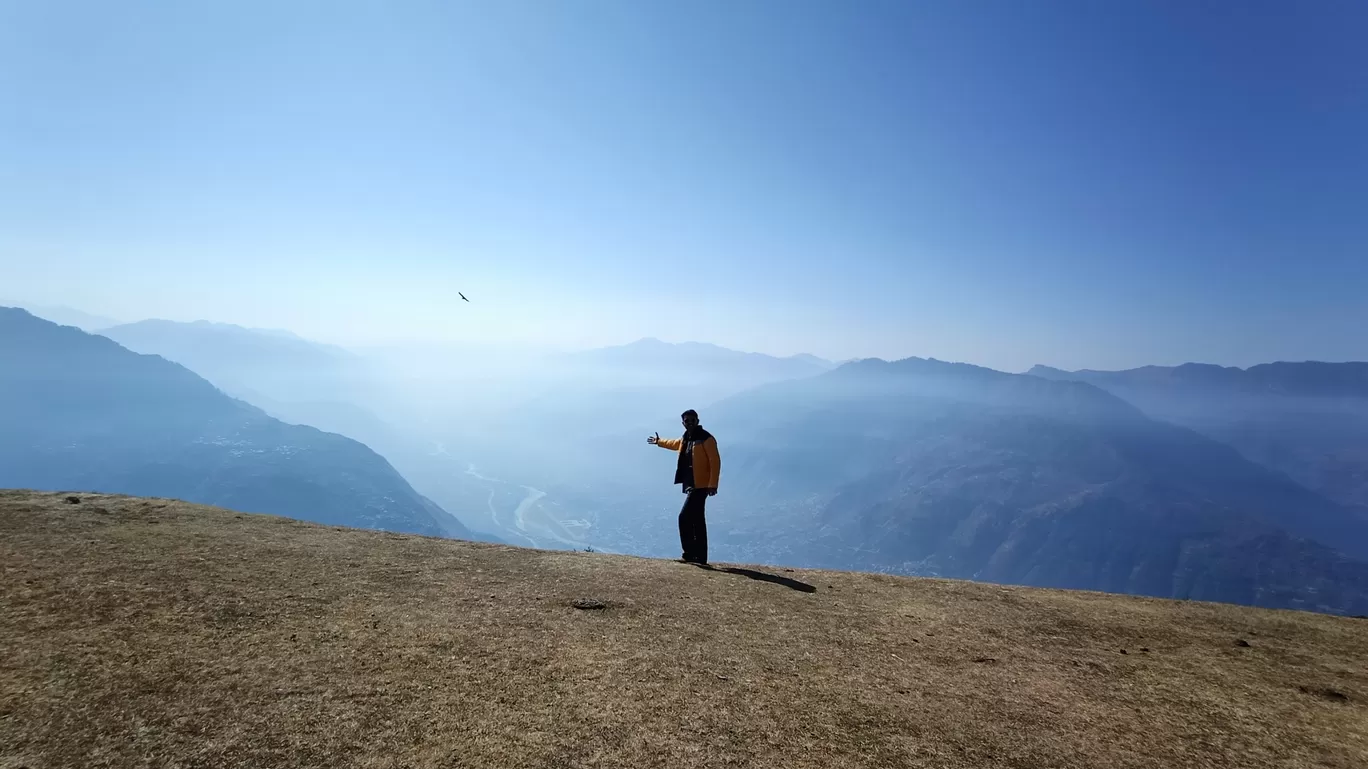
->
xmin=100 ymin=319 xmax=368 ymax=404
xmin=69 ymin=321 xmax=844 ymax=544
xmin=565 ymin=337 xmax=834 ymax=383
xmin=0 ymin=300 xmax=120 ymax=331
xmin=0 ymin=307 xmax=475 ymax=539
xmin=619 ymin=357 xmax=1368 ymax=614
xmin=95 ymin=318 xmax=417 ymax=461
xmin=1029 ymin=363 xmax=1368 ymax=516
xmin=5 ymin=301 xmax=1367 ymax=613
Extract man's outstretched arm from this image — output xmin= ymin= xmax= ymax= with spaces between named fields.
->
xmin=647 ymin=432 xmax=682 ymax=450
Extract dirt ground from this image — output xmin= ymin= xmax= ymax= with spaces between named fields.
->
xmin=2 ymin=490 xmax=1365 ymax=768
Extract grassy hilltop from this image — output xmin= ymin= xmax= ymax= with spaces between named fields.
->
xmin=2 ymin=490 xmax=1365 ymax=768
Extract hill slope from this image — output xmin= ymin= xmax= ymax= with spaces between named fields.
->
xmin=0 ymin=307 xmax=473 ymax=538
xmin=2 ymin=491 xmax=1365 ymax=769
xmin=95 ymin=317 xmax=416 ymax=474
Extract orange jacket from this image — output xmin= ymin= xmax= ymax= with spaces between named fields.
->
xmin=656 ymin=430 xmax=721 ymax=491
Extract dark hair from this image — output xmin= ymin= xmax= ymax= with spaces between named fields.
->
xmin=681 ymin=409 xmax=699 ymax=420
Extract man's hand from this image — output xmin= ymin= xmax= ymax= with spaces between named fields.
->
xmin=646 ymin=432 xmax=660 ymax=445
xmin=706 ymin=488 xmax=717 ymax=497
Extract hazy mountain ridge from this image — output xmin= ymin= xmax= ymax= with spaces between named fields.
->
xmin=445 ymin=337 xmax=836 ymax=447
xmin=0 ymin=307 xmax=474 ymax=538
xmin=99 ymin=319 xmax=366 ymax=403
xmin=0 ymin=299 xmax=120 ymax=331
xmin=692 ymin=356 xmax=1368 ymax=614
xmin=1029 ymin=362 xmax=1368 ymax=513
xmin=569 ymin=337 xmax=834 ymax=378
xmin=88 ymin=318 xmax=523 ymax=544
xmin=96 ymin=318 xmax=415 ymax=470
xmin=103 ymin=318 xmax=358 ymax=359
xmin=1030 ymin=361 xmax=1368 ymax=398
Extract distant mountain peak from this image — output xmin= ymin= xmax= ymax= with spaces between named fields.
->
xmin=1 ymin=301 xmax=121 ymax=332
xmin=1028 ymin=360 xmax=1368 ymax=398
xmin=577 ymin=338 xmax=831 ymax=368
xmin=102 ymin=319 xmax=354 ymax=360
xmin=839 ymin=355 xmax=1015 ymax=382
xmin=124 ymin=318 xmax=304 ymax=339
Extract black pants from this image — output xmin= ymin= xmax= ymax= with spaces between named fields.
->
xmin=678 ymin=488 xmax=709 ymax=563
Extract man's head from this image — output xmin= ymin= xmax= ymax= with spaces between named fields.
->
xmin=681 ymin=409 xmax=700 ymax=430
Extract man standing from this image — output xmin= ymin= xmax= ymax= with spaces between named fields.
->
xmin=647 ymin=409 xmax=720 ymax=565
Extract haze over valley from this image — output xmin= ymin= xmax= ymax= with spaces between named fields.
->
xmin=5 ymin=302 xmax=1368 ymax=615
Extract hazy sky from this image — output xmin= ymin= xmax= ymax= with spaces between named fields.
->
xmin=2 ymin=1 xmax=1365 ymax=371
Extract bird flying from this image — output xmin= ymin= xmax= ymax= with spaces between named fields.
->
xmin=459 ymin=292 xmax=469 ymax=302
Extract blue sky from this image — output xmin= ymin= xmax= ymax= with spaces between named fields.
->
xmin=2 ymin=1 xmax=1364 ymax=371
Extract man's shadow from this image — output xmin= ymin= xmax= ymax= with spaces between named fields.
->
xmin=693 ymin=563 xmax=817 ymax=593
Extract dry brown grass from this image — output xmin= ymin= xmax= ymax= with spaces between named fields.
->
xmin=2 ymin=490 xmax=1366 ymax=769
